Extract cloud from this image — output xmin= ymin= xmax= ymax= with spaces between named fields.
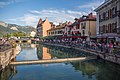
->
xmin=9 ymin=9 xmax=88 ymax=27
xmin=30 ymin=9 xmax=88 ymax=23
xmin=78 ymin=0 xmax=104 ymax=11
xmin=0 ymin=1 xmax=11 ymax=8
xmin=9 ymin=14 xmax=39 ymax=27
xmin=0 ymin=0 xmax=24 ymax=8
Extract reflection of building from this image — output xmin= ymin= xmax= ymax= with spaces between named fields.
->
xmin=36 ymin=45 xmax=43 ymax=59
xmin=31 ymin=44 xmax=36 ymax=49
xmin=0 ymin=65 xmax=17 ymax=80
xmin=36 ymin=45 xmax=93 ymax=60
xmin=37 ymin=46 xmax=52 ymax=60
xmin=42 ymin=47 xmax=51 ymax=59
xmin=95 ymin=0 xmax=120 ymax=35
xmin=71 ymin=61 xmax=96 ymax=79
xmin=20 ymin=43 xmax=31 ymax=48
xmin=36 ymin=18 xmax=51 ymax=37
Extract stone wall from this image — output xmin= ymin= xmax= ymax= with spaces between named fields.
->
xmin=0 ymin=46 xmax=20 ymax=70
xmin=99 ymin=53 xmax=120 ymax=64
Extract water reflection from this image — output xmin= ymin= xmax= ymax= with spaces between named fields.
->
xmin=16 ymin=43 xmax=94 ymax=61
xmin=0 ymin=65 xmax=16 ymax=80
xmin=16 ymin=43 xmax=38 ymax=61
xmin=1 ymin=59 xmax=120 ymax=80
xmin=36 ymin=44 xmax=94 ymax=60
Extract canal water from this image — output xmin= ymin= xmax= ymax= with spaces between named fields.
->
xmin=0 ymin=43 xmax=120 ymax=80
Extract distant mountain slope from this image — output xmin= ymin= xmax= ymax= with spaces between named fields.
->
xmin=0 ymin=21 xmax=35 ymax=37
xmin=0 ymin=25 xmax=17 ymax=36
xmin=8 ymin=24 xmax=35 ymax=33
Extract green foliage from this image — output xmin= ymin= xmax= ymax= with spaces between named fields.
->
xmin=12 ymin=32 xmax=28 ymax=37
xmin=0 ymin=25 xmax=17 ymax=38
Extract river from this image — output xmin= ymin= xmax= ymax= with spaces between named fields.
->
xmin=0 ymin=43 xmax=120 ymax=80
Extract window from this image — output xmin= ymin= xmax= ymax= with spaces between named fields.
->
xmin=105 ymin=25 xmax=108 ymax=33
xmin=115 ymin=6 xmax=117 ymax=17
xmin=55 ymin=31 xmax=57 ymax=34
xmin=108 ymin=10 xmax=110 ymax=19
xmin=110 ymin=24 xmax=112 ymax=33
xmin=112 ymin=7 xmax=115 ymax=18
xmin=103 ymin=12 xmax=106 ymax=21
xmin=106 ymin=11 xmax=108 ymax=20
xmin=60 ymin=30 xmax=62 ymax=34
xmin=110 ymin=9 xmax=112 ymax=18
xmin=99 ymin=14 xmax=101 ymax=22
xmin=82 ymin=30 xmax=85 ymax=36
xmin=81 ymin=22 xmax=86 ymax=29
xmin=102 ymin=25 xmax=105 ymax=33
xmin=100 ymin=26 xmax=103 ymax=34
xmin=76 ymin=24 xmax=80 ymax=29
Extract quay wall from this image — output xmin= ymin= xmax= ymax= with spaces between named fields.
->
xmin=0 ymin=46 xmax=21 ymax=70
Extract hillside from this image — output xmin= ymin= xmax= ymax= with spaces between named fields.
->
xmin=0 ymin=21 xmax=35 ymax=37
xmin=0 ymin=25 xmax=17 ymax=36
xmin=8 ymin=24 xmax=35 ymax=33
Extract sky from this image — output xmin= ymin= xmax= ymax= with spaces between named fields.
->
xmin=0 ymin=0 xmax=104 ymax=27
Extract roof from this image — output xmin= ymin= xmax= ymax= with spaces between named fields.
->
xmin=72 ymin=21 xmax=79 ymax=26
xmin=47 ymin=26 xmax=65 ymax=31
xmin=78 ymin=13 xmax=96 ymax=22
xmin=47 ymin=22 xmax=66 ymax=31
xmin=94 ymin=0 xmax=117 ymax=12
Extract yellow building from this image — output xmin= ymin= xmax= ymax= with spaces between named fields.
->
xmin=36 ymin=18 xmax=51 ymax=37
xmin=47 ymin=22 xmax=67 ymax=36
xmin=79 ymin=13 xmax=96 ymax=37
xmin=64 ymin=13 xmax=96 ymax=37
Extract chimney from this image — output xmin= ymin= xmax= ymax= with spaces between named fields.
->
xmin=88 ymin=13 xmax=93 ymax=18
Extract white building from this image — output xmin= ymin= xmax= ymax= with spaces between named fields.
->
xmin=95 ymin=0 xmax=120 ymax=36
xmin=30 ymin=31 xmax=36 ymax=37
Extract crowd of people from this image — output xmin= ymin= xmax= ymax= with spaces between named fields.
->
xmin=39 ymin=38 xmax=119 ymax=54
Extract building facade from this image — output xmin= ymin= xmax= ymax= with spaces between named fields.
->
xmin=64 ymin=21 xmax=73 ymax=35
xmin=95 ymin=0 xmax=120 ymax=35
xmin=47 ymin=22 xmax=67 ymax=36
xmin=30 ymin=31 xmax=36 ymax=37
xmin=79 ymin=13 xmax=96 ymax=37
xmin=64 ymin=13 xmax=96 ymax=37
xmin=36 ymin=18 xmax=51 ymax=37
